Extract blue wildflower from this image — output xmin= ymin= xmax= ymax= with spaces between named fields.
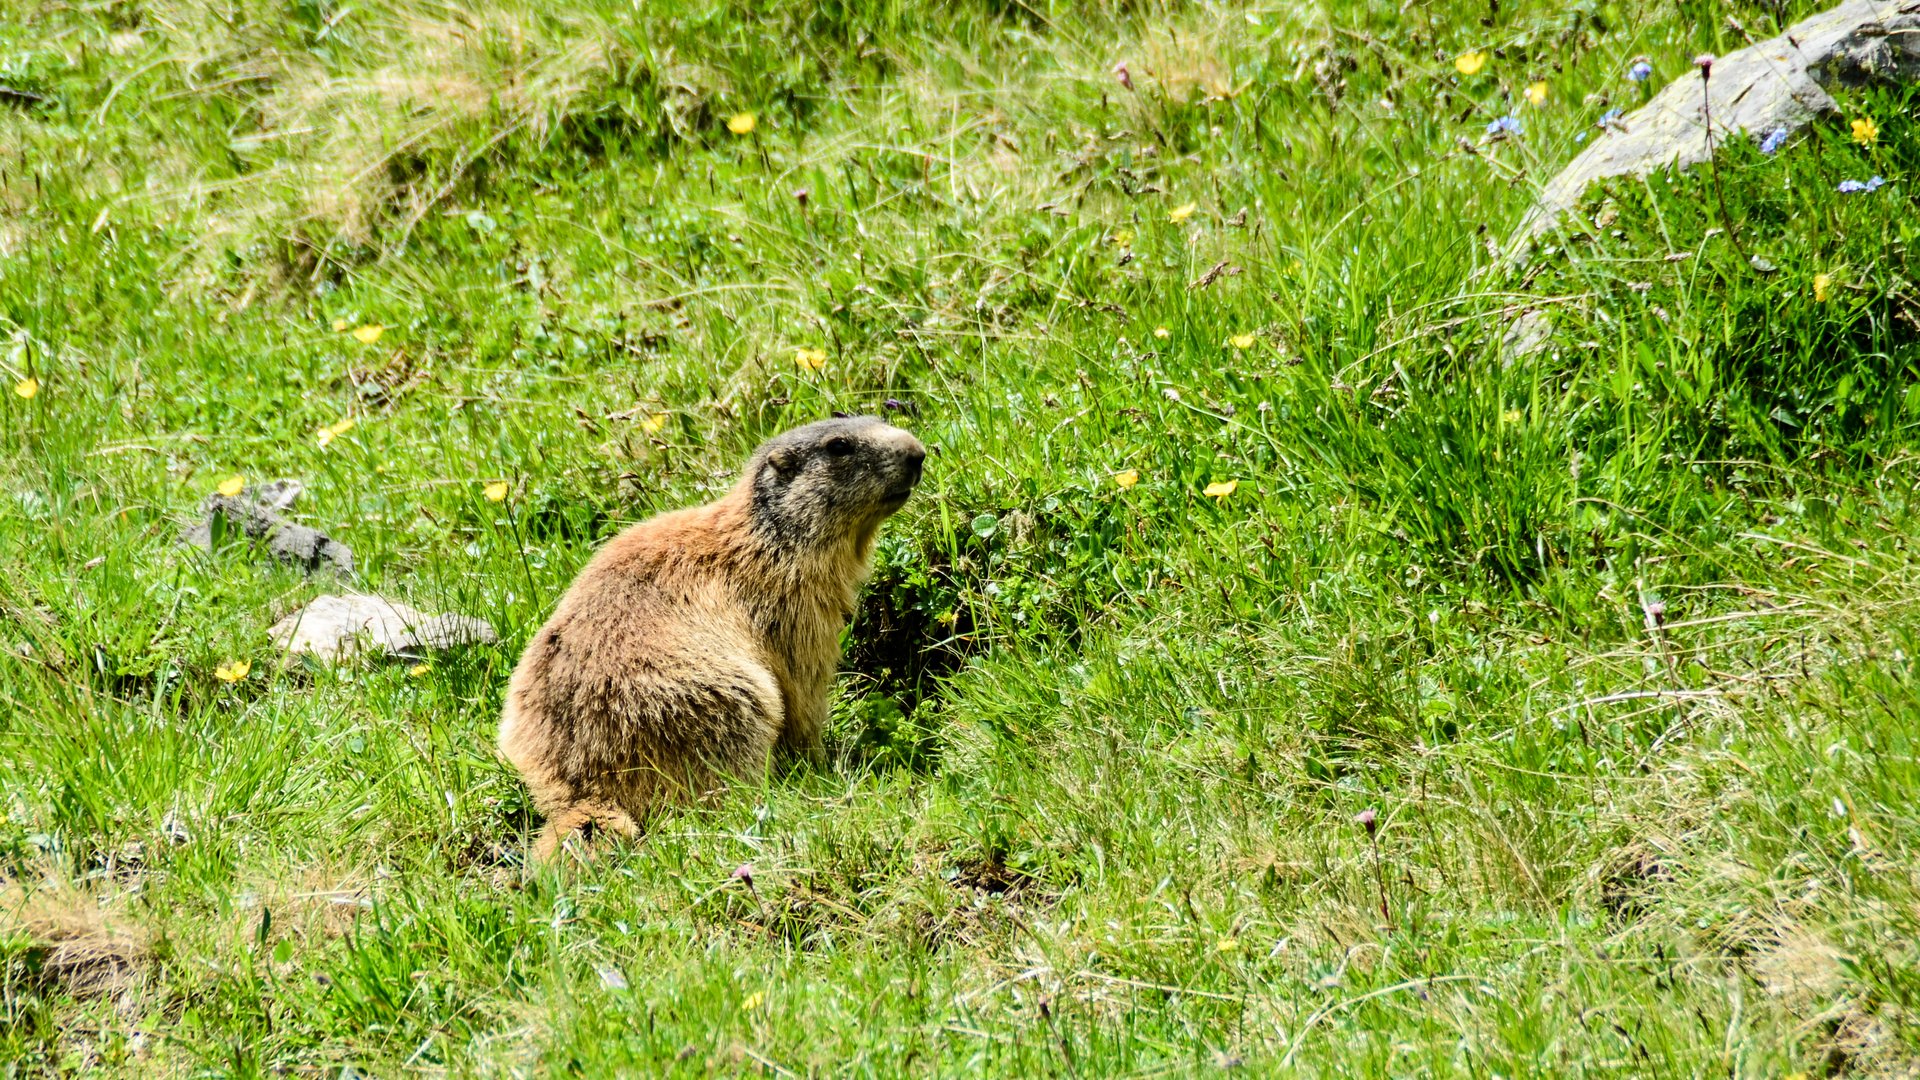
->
xmin=1575 ymin=131 xmax=1588 ymax=143
xmin=1597 ymin=108 xmax=1624 ymax=132
xmin=1837 ymin=176 xmax=1886 ymax=194
xmin=1758 ymin=127 xmax=1789 ymax=154
xmin=1485 ymin=114 xmax=1523 ymax=136
xmin=1628 ymin=60 xmax=1653 ymax=82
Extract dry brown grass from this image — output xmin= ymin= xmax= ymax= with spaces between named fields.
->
xmin=0 ymin=878 xmax=149 ymax=1001
xmin=21 ymin=0 xmax=704 ymax=275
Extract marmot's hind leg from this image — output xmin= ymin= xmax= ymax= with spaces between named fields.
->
xmin=531 ymin=800 xmax=640 ymax=863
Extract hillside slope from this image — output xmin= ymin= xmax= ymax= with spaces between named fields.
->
xmin=1 ymin=0 xmax=1917 ymax=1074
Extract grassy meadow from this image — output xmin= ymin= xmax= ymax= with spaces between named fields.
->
xmin=3 ymin=0 xmax=1919 ymax=1074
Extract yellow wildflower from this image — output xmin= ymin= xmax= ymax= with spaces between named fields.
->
xmin=316 ymin=417 xmax=356 ymax=448
xmin=1851 ymin=117 xmax=1878 ymax=145
xmin=408 ymin=663 xmax=430 ymax=678
xmin=1501 ymin=408 xmax=1523 ymax=424
xmin=484 ymin=480 xmax=509 ymax=502
xmin=795 ymin=347 xmax=828 ymax=371
xmin=1152 ymin=326 xmax=1170 ymax=339
xmin=1228 ymin=333 xmax=1256 ymax=350
xmin=330 ymin=317 xmax=350 ymax=332
xmin=640 ymin=412 xmax=670 ymax=435
xmin=728 ymin=113 xmax=757 ymax=135
xmin=1814 ymin=273 xmax=1832 ymax=302
xmin=1204 ymin=480 xmax=1237 ymax=499
xmin=1168 ymin=202 xmax=1197 ymax=223
xmin=214 ymin=659 xmax=251 ymax=683
xmin=217 ymin=475 xmax=246 ymax=497
xmin=1525 ymin=81 xmax=1548 ymax=105
xmin=1455 ymin=52 xmax=1487 ymax=76
xmin=1115 ymin=469 xmax=1140 ymax=489
xmin=1216 ymin=937 xmax=1241 ymax=953
xmin=741 ymin=991 xmax=766 ymax=1012
xmin=1111 ymin=228 xmax=1135 ymax=248
xmin=13 ymin=377 xmax=37 ymax=399
xmin=351 ymin=324 xmax=385 ymax=344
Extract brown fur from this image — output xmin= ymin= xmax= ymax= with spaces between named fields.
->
xmin=498 ymin=416 xmax=926 ymax=860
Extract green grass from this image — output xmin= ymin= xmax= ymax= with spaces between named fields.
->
xmin=2 ymin=0 xmax=1918 ymax=1074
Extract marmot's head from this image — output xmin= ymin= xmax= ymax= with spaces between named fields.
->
xmin=746 ymin=416 xmax=927 ymax=551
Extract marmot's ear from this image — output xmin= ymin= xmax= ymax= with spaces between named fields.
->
xmin=766 ymin=446 xmax=800 ymax=477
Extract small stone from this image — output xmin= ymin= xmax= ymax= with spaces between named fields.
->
xmin=1501 ymin=310 xmax=1554 ymax=358
xmin=596 ymin=964 xmax=629 ymax=991
xmin=159 ymin=809 xmax=193 ymax=845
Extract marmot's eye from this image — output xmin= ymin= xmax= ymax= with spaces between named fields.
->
xmin=825 ymin=437 xmax=855 ymax=457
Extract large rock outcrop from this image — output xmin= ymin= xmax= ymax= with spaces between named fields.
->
xmin=1511 ymin=0 xmax=1918 ymax=258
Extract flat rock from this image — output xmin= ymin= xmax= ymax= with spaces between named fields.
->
xmin=269 ymin=594 xmax=498 ymax=662
xmin=1511 ymin=0 xmax=1917 ymax=257
xmin=1502 ymin=309 xmax=1555 ymax=358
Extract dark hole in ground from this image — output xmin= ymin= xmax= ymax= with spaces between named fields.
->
xmin=1598 ymin=846 xmax=1672 ymax=925
xmin=445 ymin=828 xmax=524 ymax=875
xmin=945 ymin=855 xmax=1039 ymax=899
xmin=840 ymin=545 xmax=978 ymax=771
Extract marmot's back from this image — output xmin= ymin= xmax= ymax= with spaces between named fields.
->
xmin=498 ymin=417 xmax=926 ymax=860
xmin=499 ymin=529 xmax=783 ymax=811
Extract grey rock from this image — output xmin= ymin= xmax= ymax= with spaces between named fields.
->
xmin=1809 ymin=12 xmax=1920 ymax=85
xmin=182 ymin=494 xmax=354 ymax=575
xmin=249 ymin=479 xmax=306 ymax=512
xmin=1511 ymin=0 xmax=1916 ymax=258
xmin=180 ymin=479 xmax=351 ymax=574
xmin=1502 ymin=309 xmax=1555 ymax=359
xmin=269 ymin=594 xmax=498 ymax=662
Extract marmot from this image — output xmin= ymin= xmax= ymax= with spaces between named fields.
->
xmin=498 ymin=416 xmax=927 ymax=859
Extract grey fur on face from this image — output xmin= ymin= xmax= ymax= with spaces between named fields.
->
xmin=749 ymin=416 xmax=926 ymax=548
